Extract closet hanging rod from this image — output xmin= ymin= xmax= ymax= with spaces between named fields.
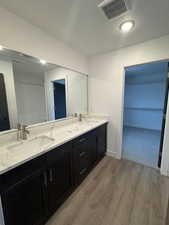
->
xmin=124 ymin=107 xmax=163 ymax=111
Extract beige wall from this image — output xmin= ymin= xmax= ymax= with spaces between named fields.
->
xmin=88 ymin=34 xmax=169 ymax=176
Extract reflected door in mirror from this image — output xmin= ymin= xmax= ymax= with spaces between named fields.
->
xmin=0 ymin=73 xmax=10 ymax=131
xmin=53 ymin=79 xmax=66 ymax=120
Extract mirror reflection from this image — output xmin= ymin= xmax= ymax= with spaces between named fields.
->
xmin=0 ymin=49 xmax=88 ymax=132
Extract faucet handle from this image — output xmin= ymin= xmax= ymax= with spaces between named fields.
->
xmin=22 ymin=125 xmax=30 ymax=134
xmin=17 ymin=123 xmax=21 ymax=130
xmin=17 ymin=123 xmax=22 ymax=141
xmin=79 ymin=113 xmax=82 ymax=121
xmin=74 ymin=113 xmax=78 ymax=117
xmin=22 ymin=124 xmax=27 ymax=129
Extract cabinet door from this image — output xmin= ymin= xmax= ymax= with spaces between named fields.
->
xmin=87 ymin=131 xmax=97 ymax=168
xmin=1 ymin=172 xmax=46 ymax=225
xmin=97 ymin=124 xmax=107 ymax=160
xmin=47 ymin=143 xmax=72 ymax=215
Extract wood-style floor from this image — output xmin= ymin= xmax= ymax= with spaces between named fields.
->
xmin=46 ymin=156 xmax=169 ymax=225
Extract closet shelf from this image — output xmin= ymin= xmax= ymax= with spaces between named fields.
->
xmin=123 ymin=125 xmax=161 ymax=133
xmin=126 ymin=80 xmax=164 ymax=85
xmin=124 ymin=107 xmax=163 ymax=111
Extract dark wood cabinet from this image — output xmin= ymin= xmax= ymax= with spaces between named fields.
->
xmin=0 ymin=123 xmax=107 ymax=225
xmin=73 ymin=133 xmax=91 ymax=184
xmin=96 ymin=125 xmax=107 ymax=160
xmin=88 ymin=130 xmax=97 ymax=168
xmin=1 ymin=171 xmax=46 ymax=225
xmin=46 ymin=143 xmax=72 ymax=215
xmin=72 ymin=124 xmax=107 ymax=185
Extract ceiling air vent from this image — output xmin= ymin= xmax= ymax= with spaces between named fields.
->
xmin=98 ymin=0 xmax=130 ymax=20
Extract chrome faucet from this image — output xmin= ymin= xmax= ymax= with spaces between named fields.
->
xmin=21 ymin=125 xmax=30 ymax=140
xmin=17 ymin=124 xmax=30 ymax=140
xmin=17 ymin=123 xmax=22 ymax=141
xmin=79 ymin=114 xmax=82 ymax=122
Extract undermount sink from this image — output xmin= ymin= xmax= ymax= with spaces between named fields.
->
xmin=84 ymin=119 xmax=100 ymax=123
xmin=7 ymin=135 xmax=55 ymax=157
xmin=66 ymin=120 xmax=100 ymax=133
xmin=66 ymin=126 xmax=81 ymax=133
xmin=78 ymin=120 xmax=99 ymax=127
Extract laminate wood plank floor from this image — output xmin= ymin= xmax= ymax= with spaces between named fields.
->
xmin=46 ymin=156 xmax=169 ymax=225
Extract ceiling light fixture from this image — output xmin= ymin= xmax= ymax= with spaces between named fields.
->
xmin=120 ymin=20 xmax=135 ymax=32
xmin=40 ymin=59 xmax=46 ymax=65
xmin=0 ymin=45 xmax=4 ymax=50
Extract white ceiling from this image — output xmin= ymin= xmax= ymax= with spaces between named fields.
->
xmin=0 ymin=0 xmax=169 ymax=55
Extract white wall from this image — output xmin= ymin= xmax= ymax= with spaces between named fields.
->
xmin=14 ymin=72 xmax=46 ymax=125
xmin=0 ymin=6 xmax=88 ymax=74
xmin=88 ymin=34 xmax=169 ymax=176
xmin=0 ymin=60 xmax=18 ymax=128
xmin=45 ymin=67 xmax=88 ymax=120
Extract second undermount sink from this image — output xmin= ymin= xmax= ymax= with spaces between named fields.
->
xmin=66 ymin=124 xmax=86 ymax=134
xmin=7 ymin=135 xmax=55 ymax=157
xmin=66 ymin=120 xmax=100 ymax=133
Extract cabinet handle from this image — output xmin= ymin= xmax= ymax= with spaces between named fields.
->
xmin=43 ymin=172 xmax=48 ymax=187
xmin=80 ymin=151 xmax=86 ymax=157
xmin=49 ymin=169 xmax=53 ymax=183
xmin=79 ymin=138 xmax=86 ymax=143
xmin=80 ymin=168 xmax=87 ymax=175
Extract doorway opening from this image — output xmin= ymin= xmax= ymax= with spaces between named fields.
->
xmin=53 ymin=79 xmax=66 ymax=120
xmin=122 ymin=61 xmax=169 ymax=169
xmin=0 ymin=73 xmax=10 ymax=131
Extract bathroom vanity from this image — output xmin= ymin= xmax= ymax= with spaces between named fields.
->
xmin=0 ymin=46 xmax=108 ymax=225
xmin=0 ymin=118 xmax=108 ymax=225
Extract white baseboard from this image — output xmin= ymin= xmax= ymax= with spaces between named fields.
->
xmin=106 ymin=150 xmax=119 ymax=159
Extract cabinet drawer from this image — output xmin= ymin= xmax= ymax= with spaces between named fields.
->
xmin=74 ymin=139 xmax=89 ymax=170
xmin=46 ymin=142 xmax=72 ymax=166
xmin=73 ymin=133 xmax=88 ymax=146
xmin=79 ymin=154 xmax=89 ymax=171
xmin=78 ymin=167 xmax=88 ymax=182
xmin=76 ymin=144 xmax=88 ymax=157
xmin=79 ymin=150 xmax=87 ymax=158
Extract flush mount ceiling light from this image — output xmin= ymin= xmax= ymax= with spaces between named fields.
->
xmin=0 ymin=45 xmax=4 ymax=50
xmin=40 ymin=59 xmax=46 ymax=65
xmin=119 ymin=20 xmax=135 ymax=32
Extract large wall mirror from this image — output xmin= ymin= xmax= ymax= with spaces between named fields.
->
xmin=0 ymin=49 xmax=88 ymax=132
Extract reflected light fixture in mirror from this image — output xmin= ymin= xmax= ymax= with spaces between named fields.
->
xmin=40 ymin=59 xmax=46 ymax=65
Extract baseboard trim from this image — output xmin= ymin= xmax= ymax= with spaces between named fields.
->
xmin=106 ymin=151 xmax=118 ymax=159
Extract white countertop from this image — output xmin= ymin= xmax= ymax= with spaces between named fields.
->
xmin=0 ymin=117 xmax=108 ymax=175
